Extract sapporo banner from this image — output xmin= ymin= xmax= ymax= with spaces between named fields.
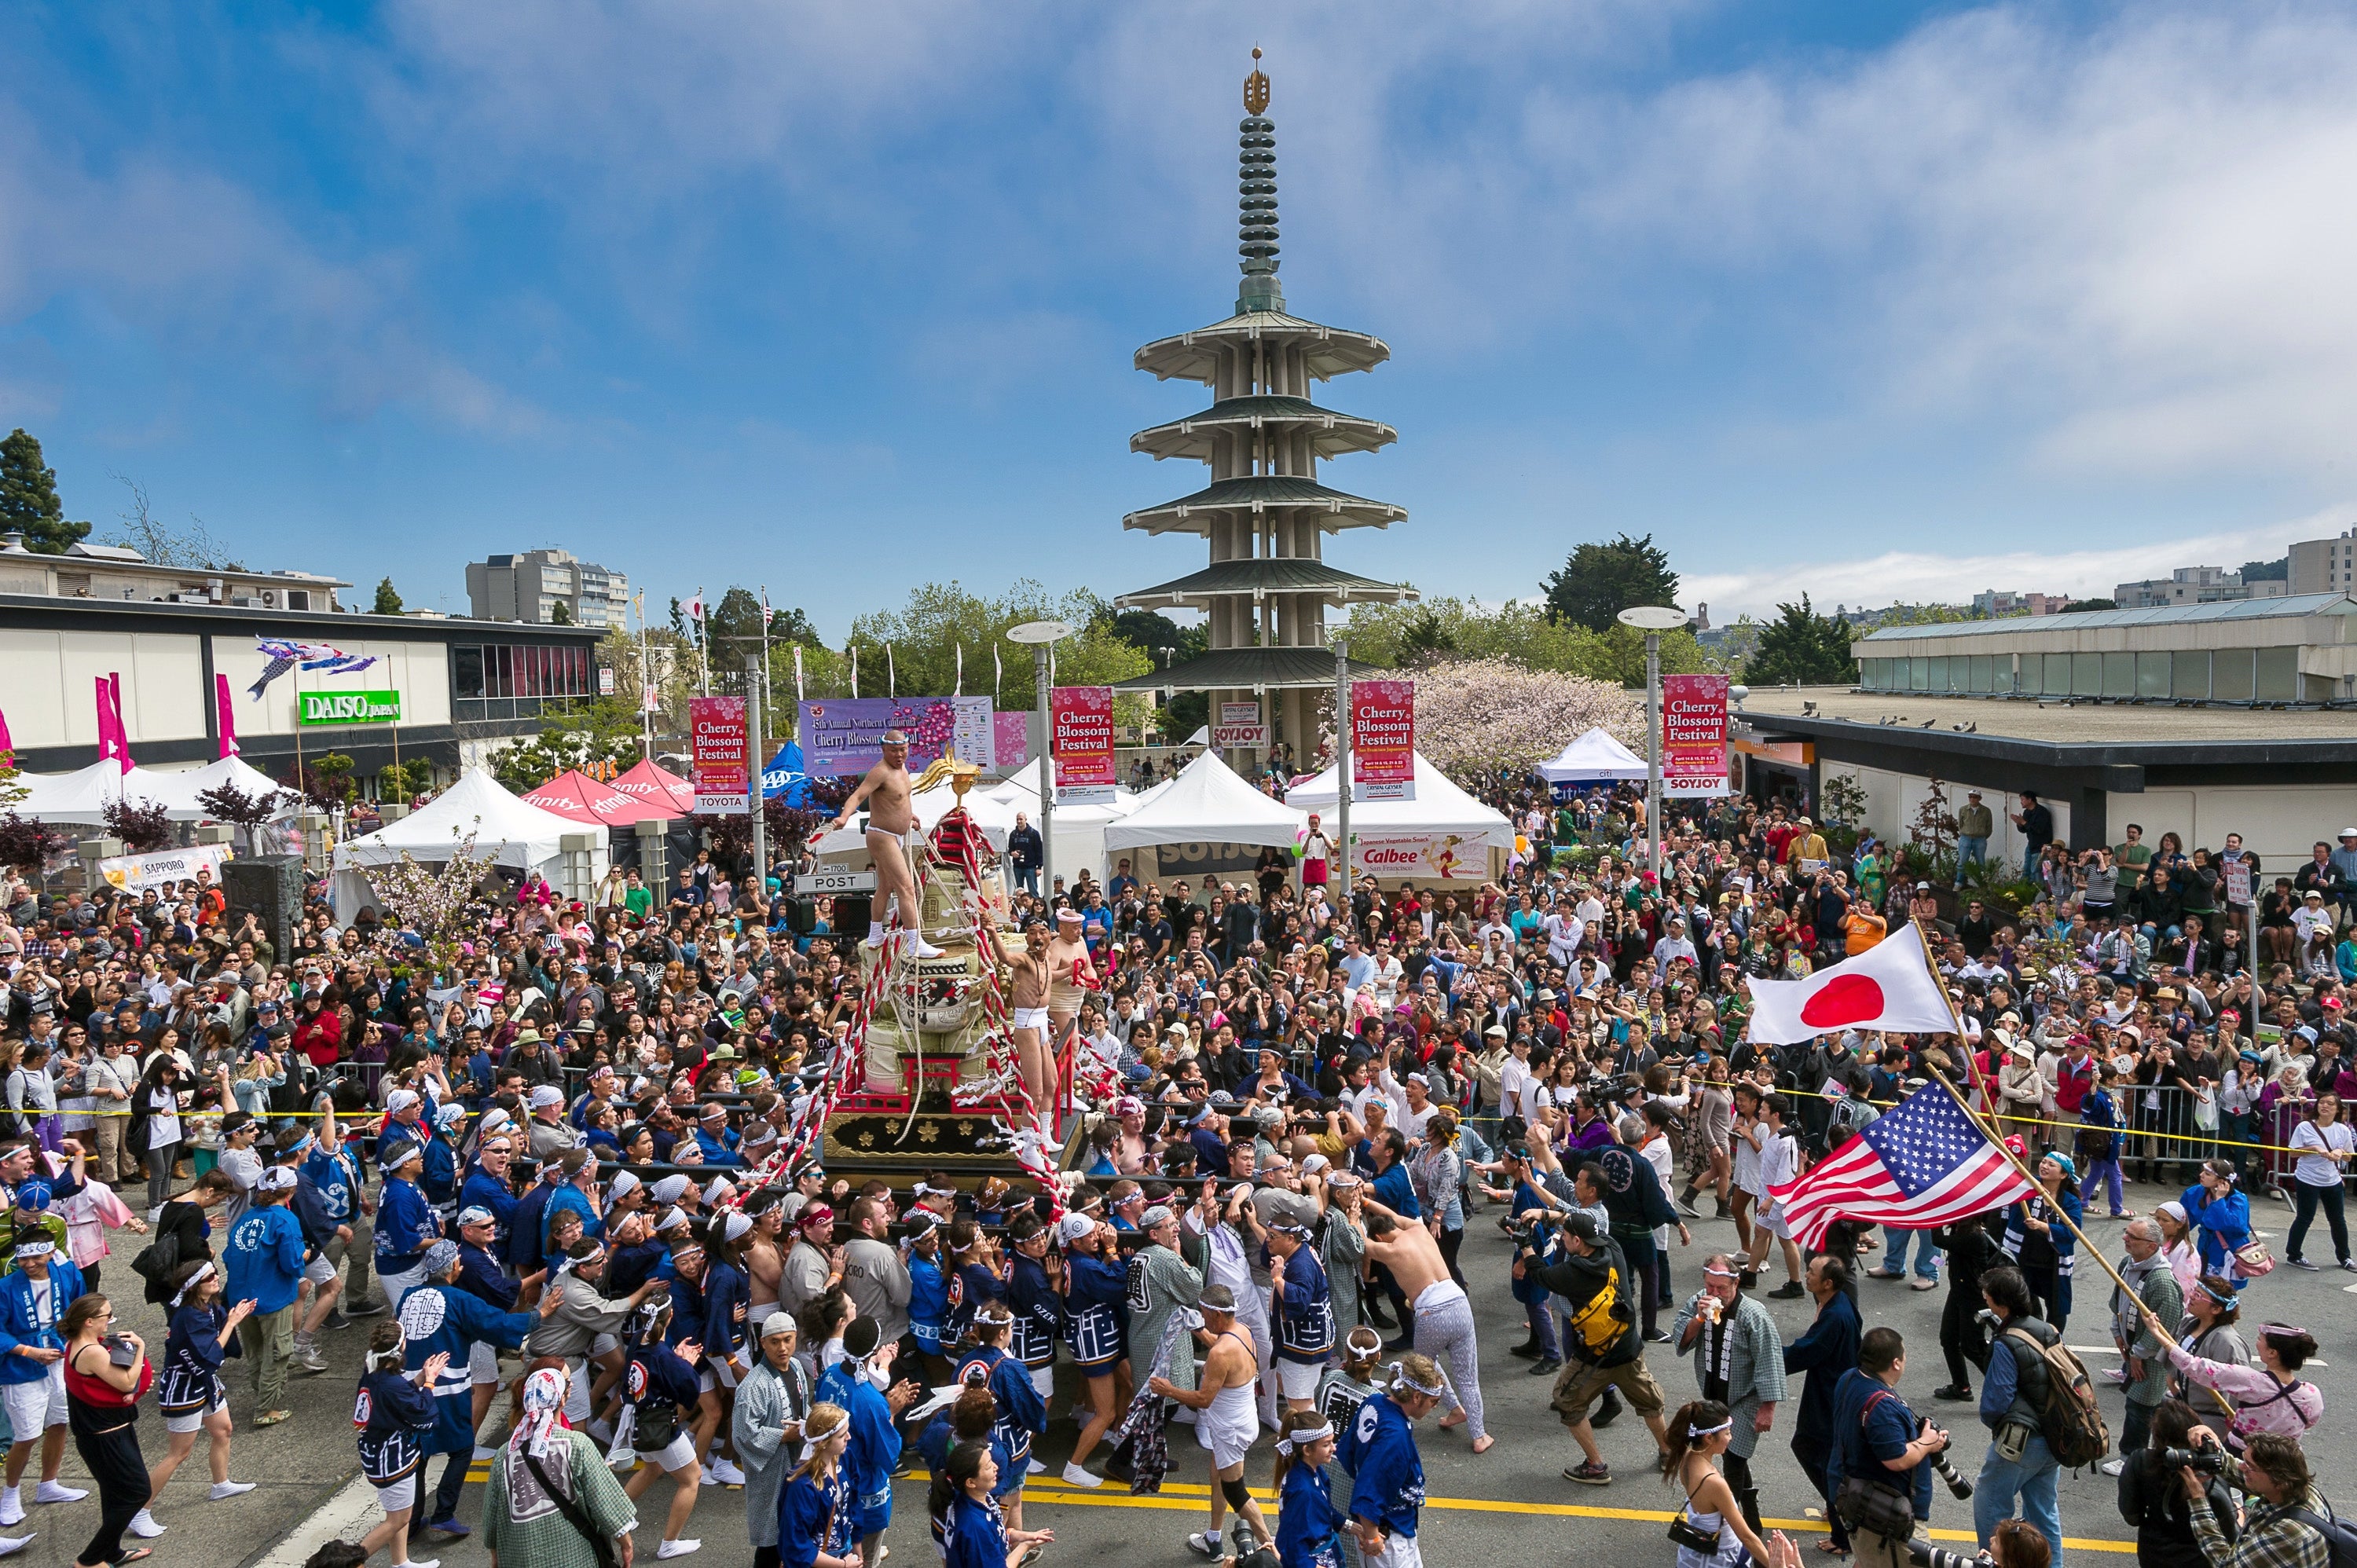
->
xmin=1212 ymin=700 xmax=1267 ymax=749
xmin=795 ymin=697 xmax=970 ymax=777
xmin=1351 ymin=832 xmax=1480 ymax=881
xmin=690 ymin=694 xmax=750 ymax=814
xmin=97 ymin=843 xmax=230 ymax=893
xmin=1349 ymin=679 xmax=1417 ymax=801
xmin=1661 ymin=672 xmax=1731 ymax=797
xmin=1050 ymin=686 xmax=1116 ymax=805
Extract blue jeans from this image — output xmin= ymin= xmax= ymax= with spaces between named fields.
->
xmin=1523 ymin=1296 xmax=1560 ymax=1361
xmin=1975 ymin=1433 xmax=2062 ymax=1564
xmin=1879 ymin=1226 xmax=1939 ymax=1280
xmin=2080 ymin=1160 xmax=2124 ymax=1216
xmin=1015 ymin=867 xmax=1039 ymax=896
xmin=1957 ymin=835 xmax=1988 ymax=880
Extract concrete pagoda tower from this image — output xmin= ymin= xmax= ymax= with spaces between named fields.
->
xmin=1115 ymin=49 xmax=1416 ymax=764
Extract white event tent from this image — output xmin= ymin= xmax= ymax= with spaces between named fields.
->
xmin=983 ymin=757 xmax=1140 ymax=884
xmin=1105 ymin=751 xmax=1305 ymax=852
xmin=1282 ymin=752 xmax=1517 ymax=850
xmin=1536 ymin=727 xmax=1648 ymax=784
xmin=138 ymin=755 xmax=299 ymax=821
xmin=11 ymin=760 xmax=139 ymax=824
xmin=331 ymin=768 xmax=603 ymax=920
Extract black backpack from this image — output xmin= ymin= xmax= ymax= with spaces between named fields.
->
xmin=2289 ymin=1496 xmax=2357 ymax=1568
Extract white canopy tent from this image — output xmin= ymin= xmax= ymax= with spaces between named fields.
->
xmin=1536 ymin=727 xmax=1648 ymax=784
xmin=136 ymin=755 xmax=299 ymax=822
xmin=984 ymin=757 xmax=1139 ymax=885
xmin=331 ymin=768 xmax=604 ymax=921
xmin=11 ymin=760 xmax=136 ymax=824
xmin=1105 ymin=751 xmax=1306 ymax=852
xmin=1282 ymin=752 xmax=1517 ymax=850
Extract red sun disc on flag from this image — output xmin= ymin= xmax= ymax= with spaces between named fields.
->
xmin=1800 ymin=973 xmax=1886 ymax=1028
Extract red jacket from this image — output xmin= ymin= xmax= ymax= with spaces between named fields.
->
xmin=291 ymin=1007 xmax=343 ymax=1070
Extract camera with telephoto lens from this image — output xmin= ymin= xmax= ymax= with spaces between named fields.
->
xmin=1927 ymin=1449 xmax=1974 ymax=1500
xmin=2160 ymin=1447 xmax=2226 ymax=1475
xmin=1904 ymin=1542 xmax=1991 ymax=1568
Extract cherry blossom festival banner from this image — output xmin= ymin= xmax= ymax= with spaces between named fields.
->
xmin=1350 ymin=678 xmax=1417 ymax=801
xmin=1050 ymin=685 xmax=1116 ymax=805
xmin=1661 ymin=672 xmax=1731 ymax=797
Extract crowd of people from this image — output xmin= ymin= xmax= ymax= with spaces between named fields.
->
xmin=0 ymin=761 xmax=2350 ymax=1568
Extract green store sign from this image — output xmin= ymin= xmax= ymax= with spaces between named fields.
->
xmin=298 ymin=690 xmax=402 ymax=726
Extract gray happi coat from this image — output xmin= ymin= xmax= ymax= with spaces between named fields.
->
xmin=731 ymin=1356 xmax=812 ymax=1549
xmin=1127 ymin=1240 xmax=1204 ymax=1392
xmin=1668 ymin=1291 xmax=1788 ymax=1460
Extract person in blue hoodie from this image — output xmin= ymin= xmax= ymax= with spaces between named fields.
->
xmin=406 ymin=1239 xmax=552 ymax=1540
xmin=145 ymin=1258 xmax=257 ymax=1531
xmin=1271 ymin=1409 xmax=1345 ymax=1568
xmin=617 ymin=1295 xmax=706 ymax=1559
xmin=456 ymin=1134 xmax=520 ymax=1254
xmin=300 ymin=1108 xmax=381 ymax=1324
xmin=538 ymin=1149 xmax=604 ymax=1257
xmin=506 ymin=1160 xmax=563 ymax=1284
xmin=816 ymin=1317 xmax=918 ymax=1567
xmin=374 ymin=1141 xmax=442 ymax=1313
xmin=223 ymin=1167 xmax=309 ymax=1427
xmin=1337 ymin=1355 xmax=1441 ymax=1568
xmin=690 ymin=1105 xmax=742 ymax=1168
xmin=354 ymin=1321 xmax=445 ymax=1568
xmin=1002 ymin=1216 xmax=1062 ymax=1408
xmin=1054 ymin=1213 xmax=1128 ymax=1489
xmin=929 ymin=1437 xmax=1053 ymax=1568
xmin=0 ymin=1236 xmax=90 ymax=1530
xmin=904 ymin=1214 xmax=950 ymax=1383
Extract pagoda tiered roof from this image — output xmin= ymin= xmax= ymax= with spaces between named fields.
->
xmin=1130 ymin=394 xmax=1396 ymax=462
xmin=1113 ymin=558 xmax=1417 ymax=610
xmin=1113 ymin=645 xmax=1388 ymax=693
xmin=1121 ymin=474 xmax=1406 ymax=536
xmin=1132 ymin=311 xmax=1391 ymax=385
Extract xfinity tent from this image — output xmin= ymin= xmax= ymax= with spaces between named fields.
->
xmin=1282 ymin=751 xmax=1515 ymax=883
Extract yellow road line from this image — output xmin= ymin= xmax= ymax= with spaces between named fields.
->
xmin=1020 ymin=1485 xmax=2136 ymax=1555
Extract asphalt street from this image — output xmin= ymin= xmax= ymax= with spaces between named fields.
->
xmin=19 ymin=1189 xmax=2352 ymax=1568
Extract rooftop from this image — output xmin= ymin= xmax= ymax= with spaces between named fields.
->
xmin=1123 ymin=474 xmax=1406 ymax=536
xmin=1114 ymin=557 xmax=1415 ymax=610
xmin=1116 ymin=644 xmax=1384 ymax=693
xmin=1738 ymin=685 xmax=2357 ymax=746
xmin=1130 ymin=394 xmax=1396 ymax=462
xmin=1132 ymin=310 xmax=1391 ymax=385
xmin=1860 ymin=592 xmax=2357 ymax=642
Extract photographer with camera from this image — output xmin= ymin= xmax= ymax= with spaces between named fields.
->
xmin=2117 ymin=1400 xmax=2238 ymax=1568
xmin=1826 ymin=1326 xmax=1958 ymax=1568
xmin=2179 ymin=1430 xmax=2341 ymax=1568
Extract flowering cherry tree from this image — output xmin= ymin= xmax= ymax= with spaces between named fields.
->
xmin=368 ymin=826 xmax=503 ymax=980
xmin=1406 ymin=658 xmax=1644 ymax=782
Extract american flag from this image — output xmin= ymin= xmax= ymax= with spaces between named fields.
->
xmin=1769 ymin=1083 xmax=2035 ymax=1249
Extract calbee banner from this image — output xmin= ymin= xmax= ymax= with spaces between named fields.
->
xmin=1351 ymin=833 xmax=1478 ymax=881
xmin=97 ymin=843 xmax=230 ymax=894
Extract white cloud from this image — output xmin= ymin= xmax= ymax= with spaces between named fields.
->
xmin=1683 ymin=503 xmax=2357 ymax=621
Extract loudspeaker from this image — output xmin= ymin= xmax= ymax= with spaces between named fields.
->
xmin=222 ymin=855 xmax=306 ymax=959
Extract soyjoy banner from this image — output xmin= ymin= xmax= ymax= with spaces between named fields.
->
xmin=1050 ymin=686 xmax=1116 ymax=805
xmin=1352 ymin=833 xmax=1478 ymax=881
xmin=690 ymin=695 xmax=750 ymax=814
xmin=297 ymin=690 xmax=401 ymax=726
xmin=1211 ymin=700 xmax=1266 ymax=749
xmin=1661 ymin=673 xmax=1731 ymax=797
xmin=1349 ymin=679 xmax=1416 ymax=801
xmin=97 ymin=843 xmax=231 ymax=894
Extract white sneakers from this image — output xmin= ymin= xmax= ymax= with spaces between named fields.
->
xmin=0 ymin=1491 xmax=21 ymax=1528
xmin=706 ymin=1458 xmax=746 ymax=1486
xmin=903 ymin=931 xmax=945 ymax=959
xmin=863 ymin=922 xmax=889 ymax=949
xmin=211 ymin=1481 xmax=257 ymax=1500
xmin=472 ymin=1445 xmax=500 ymax=1462
xmin=1025 ymin=1457 xmax=1046 ymax=1476
xmin=31 ymin=1482 xmax=84 ymax=1507
xmin=657 ymin=1541 xmax=702 ymax=1559
xmin=1060 ymin=1462 xmax=1102 ymax=1489
xmin=0 ymin=1533 xmax=30 ymax=1557
xmin=126 ymin=1510 xmax=166 ymax=1539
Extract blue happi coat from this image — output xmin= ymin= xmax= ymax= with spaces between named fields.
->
xmin=397 ymin=1280 xmax=534 ymax=1454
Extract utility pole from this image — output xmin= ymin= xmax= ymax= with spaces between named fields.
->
xmin=636 ymin=592 xmax=654 ymax=760
xmin=1618 ymin=606 xmax=1687 ymax=882
xmin=746 ymin=650 xmax=767 ymax=896
xmin=1006 ymin=620 xmax=1072 ymax=910
xmin=1332 ymin=636 xmax=1349 ymax=905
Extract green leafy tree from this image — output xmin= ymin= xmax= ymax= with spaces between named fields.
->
xmin=765 ymin=604 xmax=824 ymax=647
xmin=1541 ymin=533 xmax=1680 ymax=632
xmin=485 ymin=698 xmax=647 ymax=791
xmin=0 ymin=429 xmax=90 ymax=555
xmin=844 ymin=581 xmax=1153 ymax=724
xmin=2058 ymin=597 xmax=2117 ymax=613
xmin=1743 ymin=595 xmax=1860 ymax=686
xmin=1113 ymin=610 xmax=1209 ymax=739
xmin=1340 ymin=597 xmax=1706 ymax=687
xmin=373 ymin=577 xmax=404 ymax=615
xmin=549 ymin=599 xmax=572 ymax=625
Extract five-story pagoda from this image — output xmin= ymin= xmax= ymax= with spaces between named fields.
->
xmin=1115 ymin=50 xmax=1416 ymax=765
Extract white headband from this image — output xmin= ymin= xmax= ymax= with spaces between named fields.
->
xmin=1689 ymin=1418 xmax=1733 ymax=1438
xmin=1384 ymin=1360 xmax=1445 ymax=1398
xmin=1274 ymin=1420 xmax=1334 ymax=1456
xmin=171 ymin=1260 xmax=216 ymax=1306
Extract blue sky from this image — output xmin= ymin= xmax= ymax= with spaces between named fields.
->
xmin=8 ymin=1 xmax=2357 ymax=631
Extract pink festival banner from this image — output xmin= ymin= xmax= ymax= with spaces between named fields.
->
xmin=1661 ymin=672 xmax=1730 ymax=797
xmin=689 ymin=694 xmax=750 ymax=815
xmin=1050 ymin=686 xmax=1116 ymax=805
xmin=994 ymin=711 xmax=1030 ymax=772
xmin=1349 ymin=679 xmax=1416 ymax=801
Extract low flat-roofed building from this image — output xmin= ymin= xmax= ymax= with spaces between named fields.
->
xmin=0 ymin=593 xmax=607 ymax=793
xmin=1854 ymin=593 xmax=2357 ymax=706
xmin=1731 ymin=683 xmax=2357 ymax=870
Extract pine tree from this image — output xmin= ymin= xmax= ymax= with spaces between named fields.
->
xmin=373 ymin=577 xmax=404 ymax=614
xmin=1745 ymin=595 xmax=1860 ymax=686
xmin=1541 ymin=533 xmax=1681 ymax=632
xmin=0 ymin=429 xmax=90 ymax=555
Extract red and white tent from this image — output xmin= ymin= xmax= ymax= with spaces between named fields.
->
xmin=610 ymin=758 xmax=694 ymax=816
xmin=522 ymin=769 xmax=662 ymax=826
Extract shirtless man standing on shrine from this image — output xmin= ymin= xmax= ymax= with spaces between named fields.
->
xmin=990 ymin=918 xmax=1054 ymax=1137
xmin=1042 ymin=909 xmax=1098 ymax=1118
xmin=1362 ymin=1197 xmax=1493 ymax=1453
xmin=832 ymin=729 xmax=942 ymax=958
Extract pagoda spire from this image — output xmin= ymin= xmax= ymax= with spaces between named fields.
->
xmin=1237 ymin=47 xmax=1282 ymax=314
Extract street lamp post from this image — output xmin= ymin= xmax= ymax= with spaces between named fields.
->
xmin=1617 ymin=605 xmax=1687 ymax=885
xmin=1006 ymin=620 xmax=1072 ymax=909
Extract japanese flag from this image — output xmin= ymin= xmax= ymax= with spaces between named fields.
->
xmin=1743 ymin=920 xmax=1959 ymax=1043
